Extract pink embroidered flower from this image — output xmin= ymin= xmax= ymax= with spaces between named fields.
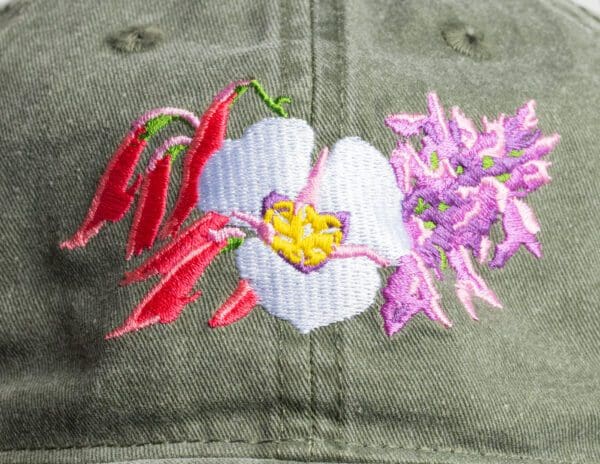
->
xmin=381 ymin=93 xmax=559 ymax=335
xmin=199 ymin=118 xmax=411 ymax=332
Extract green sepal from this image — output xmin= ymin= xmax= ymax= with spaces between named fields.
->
xmin=166 ymin=144 xmax=188 ymax=163
xmin=142 ymin=115 xmax=180 ymax=140
xmin=221 ymin=237 xmax=244 ymax=254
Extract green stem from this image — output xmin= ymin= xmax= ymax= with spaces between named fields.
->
xmin=235 ymin=79 xmax=292 ymax=118
xmin=434 ymin=245 xmax=448 ymax=271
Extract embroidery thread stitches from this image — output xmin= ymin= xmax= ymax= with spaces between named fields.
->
xmin=381 ymin=93 xmax=559 ymax=335
xmin=60 ymin=81 xmax=558 ymax=338
xmin=60 ymin=80 xmax=290 ymax=338
xmin=198 ymin=121 xmax=410 ymax=332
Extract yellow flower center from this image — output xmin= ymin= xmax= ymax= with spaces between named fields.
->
xmin=263 ymin=200 xmax=344 ymax=270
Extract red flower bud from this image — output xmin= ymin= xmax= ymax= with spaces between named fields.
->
xmin=125 ymin=156 xmax=171 ymax=260
xmin=121 ymin=212 xmax=229 ymax=285
xmin=60 ymin=126 xmax=147 ymax=249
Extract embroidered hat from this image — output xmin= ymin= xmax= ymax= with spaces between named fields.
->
xmin=1 ymin=0 xmax=599 ymax=463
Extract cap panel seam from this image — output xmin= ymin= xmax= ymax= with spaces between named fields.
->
xmin=334 ymin=0 xmax=348 ymax=437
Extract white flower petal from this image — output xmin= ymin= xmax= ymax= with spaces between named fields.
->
xmin=236 ymin=238 xmax=381 ymax=333
xmin=315 ymin=137 xmax=411 ymax=261
xmin=199 ymin=118 xmax=314 ymax=218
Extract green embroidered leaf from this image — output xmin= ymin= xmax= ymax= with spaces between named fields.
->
xmin=414 ymin=197 xmax=430 ymax=215
xmin=509 ymin=149 xmax=524 ymax=158
xmin=423 ymin=221 xmax=436 ymax=230
xmin=430 ymin=151 xmax=440 ymax=171
xmin=482 ymin=155 xmax=494 ymax=169
xmin=496 ymin=173 xmax=511 ymax=183
xmin=455 ymin=165 xmax=464 ymax=174
xmin=438 ymin=201 xmax=450 ymax=212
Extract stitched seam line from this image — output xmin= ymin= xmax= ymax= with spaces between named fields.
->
xmin=308 ymin=0 xmax=317 ymax=460
xmin=0 ymin=437 xmax=576 ymax=464
xmin=276 ymin=1 xmax=285 ymax=457
xmin=309 ymin=0 xmax=317 ymax=125
xmin=335 ymin=0 xmax=347 ymax=432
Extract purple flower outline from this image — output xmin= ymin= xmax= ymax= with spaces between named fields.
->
xmin=381 ymin=93 xmax=560 ymax=335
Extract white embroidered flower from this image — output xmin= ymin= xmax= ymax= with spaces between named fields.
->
xmin=199 ymin=118 xmax=411 ymax=333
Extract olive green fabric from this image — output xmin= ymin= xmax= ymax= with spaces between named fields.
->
xmin=0 ymin=0 xmax=599 ymax=463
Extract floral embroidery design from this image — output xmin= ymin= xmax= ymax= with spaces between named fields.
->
xmin=381 ymin=93 xmax=560 ymax=335
xmin=198 ymin=118 xmax=409 ymax=332
xmin=59 ymin=80 xmax=559 ymax=338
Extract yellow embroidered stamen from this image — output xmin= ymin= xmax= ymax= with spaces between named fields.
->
xmin=263 ymin=200 xmax=344 ymax=268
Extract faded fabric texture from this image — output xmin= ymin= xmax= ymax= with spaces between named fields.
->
xmin=0 ymin=0 xmax=599 ymax=463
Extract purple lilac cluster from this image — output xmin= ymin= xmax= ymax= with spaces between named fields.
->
xmin=380 ymin=93 xmax=560 ymax=336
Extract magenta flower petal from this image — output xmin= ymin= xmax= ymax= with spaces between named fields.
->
xmin=447 ymin=246 xmax=502 ymax=319
xmin=381 ymin=254 xmax=451 ymax=335
xmin=383 ymin=92 xmax=558 ymax=333
xmin=490 ymin=198 xmax=542 ymax=268
xmin=385 ymin=113 xmax=428 ymax=137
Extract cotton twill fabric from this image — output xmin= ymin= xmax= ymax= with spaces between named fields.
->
xmin=0 ymin=1 xmax=599 ymax=464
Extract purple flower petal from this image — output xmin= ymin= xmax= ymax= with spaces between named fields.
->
xmin=385 ymin=113 xmax=428 ymax=137
xmin=381 ymin=254 xmax=451 ymax=336
xmin=490 ymin=198 xmax=542 ymax=268
xmin=384 ymin=93 xmax=558 ymax=332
